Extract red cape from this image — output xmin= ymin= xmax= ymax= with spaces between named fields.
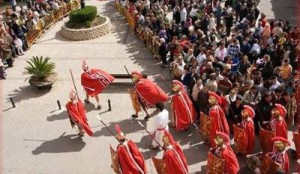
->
xmin=66 ymin=100 xmax=93 ymax=136
xmin=220 ymin=146 xmax=240 ymax=174
xmin=210 ymin=105 xmax=230 ymax=147
xmin=117 ymin=140 xmax=147 ymax=174
xmin=164 ymin=144 xmax=189 ymax=174
xmin=268 ymin=152 xmax=289 ymax=173
xmin=243 ymin=120 xmax=255 ymax=154
xmin=81 ymin=68 xmax=115 ymax=97
xmin=135 ymin=79 xmax=168 ymax=108
xmin=270 ymin=119 xmax=288 ymax=139
xmin=172 ymin=92 xmax=196 ymax=131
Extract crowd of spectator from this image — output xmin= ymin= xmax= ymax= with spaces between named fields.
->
xmin=119 ymin=0 xmax=300 ymax=170
xmin=0 ymin=0 xmax=70 ymax=79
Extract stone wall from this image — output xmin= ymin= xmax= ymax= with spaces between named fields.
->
xmin=60 ymin=16 xmax=112 ymax=41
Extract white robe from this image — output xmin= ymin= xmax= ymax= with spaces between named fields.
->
xmin=152 ymin=109 xmax=169 ymax=147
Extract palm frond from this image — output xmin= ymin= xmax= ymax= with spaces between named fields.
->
xmin=24 ymin=56 xmax=56 ymax=80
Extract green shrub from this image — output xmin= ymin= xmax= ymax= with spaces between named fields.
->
xmin=24 ymin=56 xmax=55 ymax=80
xmin=69 ymin=6 xmax=97 ymax=23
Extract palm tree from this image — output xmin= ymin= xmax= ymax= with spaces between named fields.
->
xmin=24 ymin=56 xmax=55 ymax=81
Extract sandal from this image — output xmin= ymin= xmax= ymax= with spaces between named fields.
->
xmin=131 ymin=114 xmax=138 ymax=118
xmin=144 ymin=115 xmax=150 ymax=120
xmin=168 ymin=122 xmax=175 ymax=128
xmin=84 ymin=99 xmax=91 ymax=104
xmin=78 ymin=132 xmax=85 ymax=137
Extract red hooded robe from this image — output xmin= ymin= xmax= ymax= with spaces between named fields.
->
xmin=241 ymin=119 xmax=255 ymax=154
xmin=163 ymin=130 xmax=189 ymax=174
xmin=172 ymin=91 xmax=196 ymax=131
xmin=81 ymin=68 xmax=115 ymax=97
xmin=210 ymin=105 xmax=230 ymax=147
xmin=270 ymin=118 xmax=288 ymax=139
xmin=117 ymin=140 xmax=147 ymax=174
xmin=268 ymin=151 xmax=289 ymax=173
xmin=135 ymin=79 xmax=168 ymax=108
xmin=66 ymin=100 xmax=93 ymax=136
xmin=220 ymin=146 xmax=239 ymax=174
xmin=213 ymin=145 xmax=239 ymax=174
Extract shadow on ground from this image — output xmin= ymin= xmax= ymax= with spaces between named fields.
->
xmin=7 ymin=85 xmax=51 ymax=104
xmin=31 ymin=132 xmax=86 ymax=155
xmin=93 ymin=118 xmax=144 ymax=137
xmin=102 ymin=1 xmax=172 ymax=93
xmin=267 ymin=0 xmax=299 ymax=25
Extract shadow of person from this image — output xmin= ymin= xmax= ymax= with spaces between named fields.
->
xmin=93 ymin=118 xmax=144 ymax=137
xmin=32 ymin=132 xmax=86 ymax=155
xmin=8 ymin=85 xmax=51 ymax=103
xmin=47 ymin=109 xmax=68 ymax=122
xmin=141 ymin=149 xmax=161 ymax=161
xmin=169 ymin=126 xmax=200 ymax=147
xmin=183 ymin=142 xmax=209 ymax=166
xmin=83 ymin=103 xmax=96 ymax=112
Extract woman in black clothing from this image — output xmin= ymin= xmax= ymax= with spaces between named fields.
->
xmin=227 ymin=94 xmax=243 ymax=124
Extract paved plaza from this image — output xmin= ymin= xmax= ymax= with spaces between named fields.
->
xmin=2 ymin=0 xmax=300 ymax=173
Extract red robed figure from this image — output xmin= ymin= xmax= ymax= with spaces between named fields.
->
xmin=172 ymin=92 xmax=196 ymax=131
xmin=268 ymin=151 xmax=289 ymax=173
xmin=163 ymin=130 xmax=189 ymax=174
xmin=66 ymin=100 xmax=93 ymax=136
xmin=81 ymin=68 xmax=115 ymax=97
xmin=221 ymin=146 xmax=239 ymax=174
xmin=210 ymin=105 xmax=230 ymax=147
xmin=135 ymin=79 xmax=168 ymax=108
xmin=242 ymin=119 xmax=255 ymax=154
xmin=270 ymin=118 xmax=288 ymax=139
xmin=211 ymin=132 xmax=239 ymax=174
xmin=117 ymin=140 xmax=147 ymax=174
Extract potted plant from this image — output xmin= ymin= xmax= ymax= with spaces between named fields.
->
xmin=24 ymin=56 xmax=58 ymax=89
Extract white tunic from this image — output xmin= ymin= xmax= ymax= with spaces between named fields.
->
xmin=152 ymin=109 xmax=169 ymax=147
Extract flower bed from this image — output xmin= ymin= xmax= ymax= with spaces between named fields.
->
xmin=60 ymin=16 xmax=111 ymax=41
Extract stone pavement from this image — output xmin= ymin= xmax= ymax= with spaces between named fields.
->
xmin=1 ymin=0 xmax=299 ymax=173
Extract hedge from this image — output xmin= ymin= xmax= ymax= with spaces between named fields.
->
xmin=69 ymin=6 xmax=97 ymax=23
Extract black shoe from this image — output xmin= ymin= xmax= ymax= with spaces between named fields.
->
xmin=78 ymin=132 xmax=84 ymax=137
xmin=131 ymin=114 xmax=138 ymax=118
xmin=84 ymin=99 xmax=90 ymax=104
xmin=149 ymin=145 xmax=159 ymax=150
xmin=97 ymin=105 xmax=102 ymax=110
xmin=144 ymin=115 xmax=150 ymax=120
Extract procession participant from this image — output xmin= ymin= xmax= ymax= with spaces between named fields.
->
xmin=149 ymin=102 xmax=169 ymax=150
xmin=267 ymin=103 xmax=288 ymax=139
xmin=114 ymin=124 xmax=147 ymax=174
xmin=130 ymin=71 xmax=168 ymax=120
xmin=170 ymin=80 xmax=196 ymax=131
xmin=81 ymin=61 xmax=115 ymax=110
xmin=292 ymin=125 xmax=300 ymax=159
xmin=208 ymin=91 xmax=230 ymax=147
xmin=66 ymin=89 xmax=93 ymax=137
xmin=209 ymin=131 xmax=239 ymax=174
xmin=261 ymin=137 xmax=290 ymax=174
xmin=161 ymin=130 xmax=189 ymax=174
xmin=234 ymin=105 xmax=255 ymax=155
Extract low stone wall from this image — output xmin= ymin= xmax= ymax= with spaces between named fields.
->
xmin=60 ymin=16 xmax=112 ymax=41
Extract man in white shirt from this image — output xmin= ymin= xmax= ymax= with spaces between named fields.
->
xmin=214 ymin=42 xmax=228 ymax=61
xmin=189 ymin=5 xmax=198 ymax=19
xmin=149 ymin=103 xmax=169 ymax=150
xmin=250 ymin=39 xmax=261 ymax=54
xmin=180 ymin=6 xmax=187 ymax=23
